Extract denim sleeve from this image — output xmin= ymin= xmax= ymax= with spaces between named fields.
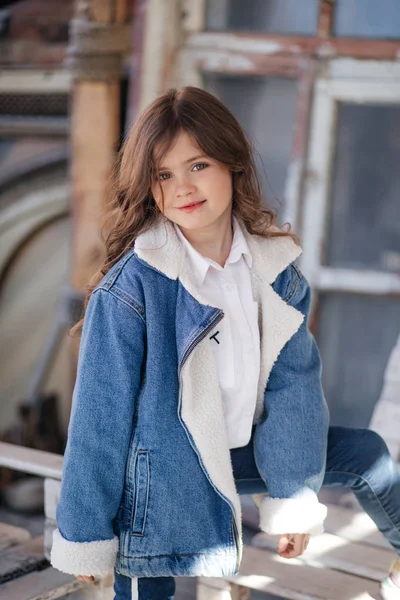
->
xmin=50 ymin=288 xmax=145 ymax=576
xmin=253 ymin=265 xmax=330 ymax=536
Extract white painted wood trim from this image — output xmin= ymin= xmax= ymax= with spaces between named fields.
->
xmin=0 ymin=70 xmax=71 ymax=94
xmin=44 ymin=478 xmax=62 ymax=520
xmin=175 ymin=47 xmax=205 ymax=88
xmin=185 ymin=31 xmax=303 ymax=55
xmin=182 ymin=0 xmax=206 ymax=33
xmin=300 ymin=84 xmax=336 ymax=283
xmin=316 ymin=267 xmax=400 ymax=295
xmin=138 ymin=0 xmax=182 ymax=112
xmin=324 ymin=79 xmax=400 ymax=104
xmin=328 ymin=58 xmax=400 ymax=81
xmin=0 ymin=442 xmax=63 ymax=480
xmin=301 ymin=59 xmax=400 ymax=291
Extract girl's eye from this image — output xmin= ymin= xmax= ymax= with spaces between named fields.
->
xmin=192 ymin=162 xmax=208 ymax=172
xmin=157 ymin=163 xmax=208 ymax=181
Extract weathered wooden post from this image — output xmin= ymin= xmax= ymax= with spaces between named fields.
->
xmin=67 ymin=0 xmax=130 ymax=358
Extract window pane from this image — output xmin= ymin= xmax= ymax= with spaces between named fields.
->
xmin=316 ymin=294 xmax=400 ymax=428
xmin=203 ymin=75 xmax=297 ymax=216
xmin=206 ymin=0 xmax=318 ymax=35
xmin=334 ymin=0 xmax=400 ymax=38
xmin=326 ymin=103 xmax=400 ymax=272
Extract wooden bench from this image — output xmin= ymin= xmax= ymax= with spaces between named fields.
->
xmin=0 ymin=442 xmax=114 ymax=599
xmin=197 ymin=496 xmax=392 ymax=599
xmin=1 ymin=443 xmax=394 ymax=599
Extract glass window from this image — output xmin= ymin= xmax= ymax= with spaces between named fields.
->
xmin=326 ymin=103 xmax=400 ymax=272
xmin=203 ymin=75 xmax=297 ymax=218
xmin=334 ymin=0 xmax=400 ymax=39
xmin=206 ymin=0 xmax=319 ymax=35
xmin=316 ymin=293 xmax=400 ymax=428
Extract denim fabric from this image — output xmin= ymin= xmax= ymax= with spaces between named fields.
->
xmin=253 ymin=264 xmax=329 ymax=502
xmin=55 ymin=242 xmax=330 ymax=579
xmin=113 ymin=570 xmax=176 ymax=600
xmin=125 ymin=425 xmax=400 ymax=599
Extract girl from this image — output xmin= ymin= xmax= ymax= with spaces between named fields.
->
xmin=50 ymin=86 xmax=400 ymax=600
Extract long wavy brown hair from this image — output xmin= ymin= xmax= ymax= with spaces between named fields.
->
xmin=70 ymin=85 xmax=297 ymax=337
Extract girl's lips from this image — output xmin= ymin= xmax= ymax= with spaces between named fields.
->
xmin=178 ymin=200 xmax=206 ymax=213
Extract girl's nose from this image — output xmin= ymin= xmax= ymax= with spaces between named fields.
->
xmin=176 ymin=182 xmax=196 ymax=198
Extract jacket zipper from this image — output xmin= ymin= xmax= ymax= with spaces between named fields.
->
xmin=178 ymin=309 xmax=242 ymax=572
xmin=178 ymin=311 xmax=224 ymax=372
xmin=232 ymin=515 xmax=242 ymax=573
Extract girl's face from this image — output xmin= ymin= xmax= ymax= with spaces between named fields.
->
xmin=151 ymin=130 xmax=233 ymax=232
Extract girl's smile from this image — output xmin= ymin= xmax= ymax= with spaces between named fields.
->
xmin=177 ymin=199 xmax=207 ymax=212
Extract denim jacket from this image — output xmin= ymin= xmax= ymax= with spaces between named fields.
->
xmin=50 ymin=215 xmax=330 ymax=579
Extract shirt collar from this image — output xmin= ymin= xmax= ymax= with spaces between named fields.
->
xmin=173 ymin=215 xmax=253 ymax=288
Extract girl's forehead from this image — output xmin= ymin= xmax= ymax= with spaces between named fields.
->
xmin=153 ymin=131 xmax=204 ymax=166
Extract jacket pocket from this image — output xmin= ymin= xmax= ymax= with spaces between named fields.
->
xmin=131 ymin=450 xmax=150 ymax=536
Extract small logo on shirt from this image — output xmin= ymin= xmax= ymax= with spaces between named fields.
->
xmin=210 ymin=331 xmax=221 ymax=344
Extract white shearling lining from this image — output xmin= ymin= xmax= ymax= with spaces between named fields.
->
xmin=258 ymin=496 xmax=327 ymax=536
xmin=50 ymin=528 xmax=118 ymax=576
xmin=134 ymin=215 xmax=305 ymax=556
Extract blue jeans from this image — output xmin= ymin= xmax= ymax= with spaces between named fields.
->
xmin=114 ymin=426 xmax=400 ymax=599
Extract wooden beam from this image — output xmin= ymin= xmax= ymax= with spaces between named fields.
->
xmin=0 ymin=42 xmax=67 ymax=68
xmin=318 ymin=0 xmax=335 ymax=39
xmin=198 ymin=52 xmax=304 ymax=77
xmin=69 ymin=0 xmax=130 ymax=294
xmin=185 ymin=31 xmax=400 ymax=61
xmin=70 ymin=81 xmax=120 ymax=291
xmin=89 ymin=0 xmax=114 ymax=23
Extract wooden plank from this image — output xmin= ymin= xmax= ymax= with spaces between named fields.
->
xmin=229 ymin=545 xmax=380 ymax=600
xmin=0 ymin=536 xmax=47 ymax=584
xmin=0 ymin=442 xmax=63 ymax=480
xmin=251 ymin=531 xmax=393 ymax=581
xmin=0 ymin=567 xmax=88 ymax=600
xmin=197 ymin=578 xmax=250 ymax=600
xmin=323 ymin=504 xmax=391 ymax=550
xmin=0 ymin=523 xmax=31 ymax=552
xmin=0 ymin=70 xmax=71 ymax=94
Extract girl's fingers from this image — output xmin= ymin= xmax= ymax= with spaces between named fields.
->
xmin=277 ymin=534 xmax=290 ymax=554
xmin=278 ymin=534 xmax=311 ymax=559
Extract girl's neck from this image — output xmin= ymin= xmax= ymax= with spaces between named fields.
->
xmin=177 ymin=212 xmax=233 ymax=268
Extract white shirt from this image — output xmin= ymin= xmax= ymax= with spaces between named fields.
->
xmin=174 ymin=216 xmax=260 ymax=449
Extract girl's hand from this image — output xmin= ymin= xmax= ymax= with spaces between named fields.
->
xmin=277 ymin=533 xmax=310 ymax=559
xmin=75 ymin=575 xmax=96 ymax=584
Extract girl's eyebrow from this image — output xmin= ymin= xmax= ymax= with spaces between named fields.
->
xmin=159 ymin=154 xmax=208 ymax=170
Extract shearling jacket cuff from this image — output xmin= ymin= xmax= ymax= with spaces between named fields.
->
xmin=50 ymin=528 xmax=118 ymax=576
xmin=252 ymin=494 xmax=327 ymax=536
